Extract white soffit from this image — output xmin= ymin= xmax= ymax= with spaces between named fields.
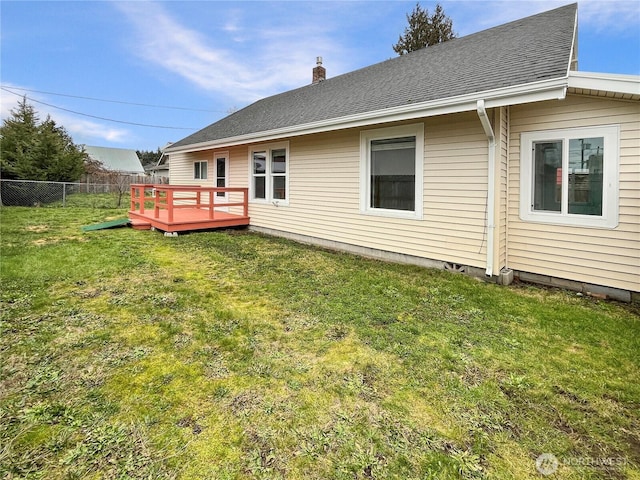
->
xmin=568 ymin=71 xmax=640 ymax=96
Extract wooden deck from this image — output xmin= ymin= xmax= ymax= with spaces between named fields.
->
xmin=129 ymin=184 xmax=250 ymax=233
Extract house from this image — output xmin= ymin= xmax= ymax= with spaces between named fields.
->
xmin=164 ymin=4 xmax=640 ymax=302
xmin=145 ymin=143 xmax=172 ymax=181
xmin=84 ymin=145 xmax=145 ymax=175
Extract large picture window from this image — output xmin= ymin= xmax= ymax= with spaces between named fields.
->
xmin=249 ymin=142 xmax=289 ymax=204
xmin=360 ymin=124 xmax=424 ymax=219
xmin=520 ymin=125 xmax=619 ymax=228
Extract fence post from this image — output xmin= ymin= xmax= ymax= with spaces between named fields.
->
xmin=62 ymin=183 xmax=67 ymax=207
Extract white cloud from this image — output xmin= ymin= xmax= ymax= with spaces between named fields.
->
xmin=113 ymin=1 xmax=347 ymax=103
xmin=113 ymin=0 xmax=638 ymax=106
xmin=578 ymin=0 xmax=640 ymax=32
xmin=452 ymin=0 xmax=639 ymax=35
xmin=63 ymin=118 xmax=130 ymax=144
xmin=0 ymin=84 xmax=131 ymax=145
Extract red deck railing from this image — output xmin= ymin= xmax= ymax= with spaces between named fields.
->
xmin=129 ymin=184 xmax=249 ymax=223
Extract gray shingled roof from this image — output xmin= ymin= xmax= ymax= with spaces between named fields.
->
xmin=171 ymin=3 xmax=576 ymax=149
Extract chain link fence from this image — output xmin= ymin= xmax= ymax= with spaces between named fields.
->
xmin=0 ymin=178 xmax=159 ymax=209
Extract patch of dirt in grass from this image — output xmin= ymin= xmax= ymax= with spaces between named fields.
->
xmin=552 ymin=385 xmax=595 ymax=414
xmin=74 ymin=287 xmax=103 ymax=299
xmin=552 ymin=412 xmax=576 ymax=435
xmin=0 ymin=353 xmax=30 ymax=398
xmin=565 ymin=343 xmax=584 ymax=354
xmin=229 ymin=390 xmax=264 ymax=416
xmin=242 ymin=425 xmax=287 ymax=478
xmin=459 ymin=363 xmax=489 ymax=388
xmin=176 ymin=415 xmax=203 ymax=435
xmin=325 ymin=324 xmax=350 ymax=340
xmin=281 ymin=313 xmax=319 ymax=332
xmin=33 ymin=238 xmax=53 ymax=246
xmin=621 ymin=428 xmax=640 ymax=464
xmin=25 ymin=225 xmax=49 ymax=232
xmin=32 ymin=235 xmax=86 ymax=246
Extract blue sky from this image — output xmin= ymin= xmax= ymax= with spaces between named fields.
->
xmin=1 ymin=1 xmax=639 ymax=151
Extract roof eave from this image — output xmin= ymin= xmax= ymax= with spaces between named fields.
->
xmin=166 ymin=78 xmax=568 ymax=154
xmin=568 ymin=71 xmax=640 ymax=96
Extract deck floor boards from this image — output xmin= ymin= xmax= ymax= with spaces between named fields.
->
xmin=128 ymin=208 xmax=250 ymax=233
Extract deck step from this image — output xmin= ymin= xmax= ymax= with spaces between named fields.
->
xmin=129 ymin=218 xmax=152 ymax=230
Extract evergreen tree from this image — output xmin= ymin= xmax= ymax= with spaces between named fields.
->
xmin=36 ymin=116 xmax=86 ymax=182
xmin=0 ymin=97 xmax=39 ymax=179
xmin=393 ymin=3 xmax=456 ymax=55
xmin=136 ymin=148 xmax=163 ymax=167
xmin=0 ymin=97 xmax=86 ymax=181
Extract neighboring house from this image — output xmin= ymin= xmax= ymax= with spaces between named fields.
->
xmin=84 ymin=146 xmax=145 ymax=175
xmin=165 ymin=4 xmax=640 ymax=301
xmin=145 ymin=143 xmax=172 ymax=181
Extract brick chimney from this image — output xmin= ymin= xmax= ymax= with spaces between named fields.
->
xmin=312 ymin=56 xmax=326 ymax=84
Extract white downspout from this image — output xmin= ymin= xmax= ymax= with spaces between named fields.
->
xmin=477 ymin=100 xmax=496 ymax=278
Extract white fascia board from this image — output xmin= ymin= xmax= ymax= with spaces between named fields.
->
xmin=567 ymin=7 xmax=578 ymax=74
xmin=568 ymin=71 xmax=640 ymax=96
xmin=166 ymin=78 xmax=568 ymax=154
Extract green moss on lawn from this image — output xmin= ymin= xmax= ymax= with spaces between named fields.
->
xmin=1 ymin=206 xmax=638 ymax=479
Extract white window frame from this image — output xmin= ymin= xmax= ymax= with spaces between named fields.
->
xmin=213 ymin=151 xmax=229 ymax=199
xmin=248 ymin=141 xmax=290 ymax=205
xmin=194 ymin=160 xmax=208 ymax=180
xmin=519 ymin=125 xmax=619 ymax=229
xmin=360 ymin=123 xmax=424 ymax=220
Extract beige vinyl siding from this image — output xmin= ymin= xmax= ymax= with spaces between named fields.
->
xmin=228 ymin=147 xmax=248 ymax=187
xmin=424 ymin=113 xmax=488 ymax=268
xmin=222 ymin=112 xmax=491 ymax=268
xmin=168 ymin=113 xmax=490 ymax=266
xmin=497 ymin=106 xmax=509 ymax=272
xmin=165 ymin=151 xmax=207 ymax=204
xmin=169 ymin=151 xmax=212 ymax=185
xmin=509 ymin=94 xmax=640 ymax=292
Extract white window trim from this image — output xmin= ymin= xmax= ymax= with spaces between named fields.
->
xmin=248 ymin=141 xmax=290 ymax=206
xmin=519 ymin=125 xmax=619 ymax=229
xmin=194 ymin=160 xmax=208 ymax=180
xmin=213 ymin=151 xmax=229 ymax=198
xmin=360 ymin=123 xmax=424 ymax=220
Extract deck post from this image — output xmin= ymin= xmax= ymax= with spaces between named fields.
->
xmin=167 ymin=189 xmax=174 ymax=223
xmin=209 ymin=189 xmax=215 ymax=220
xmin=130 ymin=186 xmax=135 ymax=211
xmin=243 ymin=188 xmax=248 ymax=217
xmin=139 ymin=186 xmax=145 ymax=214
xmin=154 ymin=188 xmax=161 ymax=218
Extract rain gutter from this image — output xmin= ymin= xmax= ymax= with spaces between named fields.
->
xmin=476 ymin=99 xmax=496 ymax=278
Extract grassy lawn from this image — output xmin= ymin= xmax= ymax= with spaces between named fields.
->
xmin=1 ymin=206 xmax=638 ymax=480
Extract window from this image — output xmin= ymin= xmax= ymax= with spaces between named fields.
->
xmin=250 ymin=142 xmax=289 ymax=203
xmin=194 ymin=161 xmax=208 ymax=180
xmin=360 ymin=124 xmax=424 ymax=219
xmin=520 ymin=125 xmax=619 ymax=228
xmin=271 ymin=149 xmax=286 ymax=200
